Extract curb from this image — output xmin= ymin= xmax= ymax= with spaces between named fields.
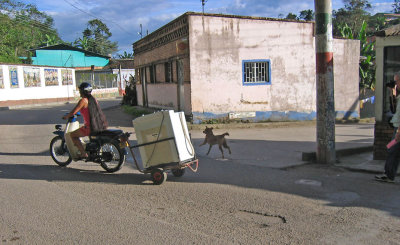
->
xmin=7 ymin=101 xmax=71 ymax=109
xmin=188 ymin=121 xmax=317 ymax=130
xmin=302 ymin=145 xmax=373 ymax=162
xmin=3 ymin=97 xmax=122 ymax=110
xmin=103 ymin=105 xmax=122 ymax=111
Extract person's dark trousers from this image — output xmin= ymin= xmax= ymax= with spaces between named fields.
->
xmin=385 ymin=127 xmax=400 ymax=180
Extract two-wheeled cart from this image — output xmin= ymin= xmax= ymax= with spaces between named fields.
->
xmin=124 ymin=110 xmax=199 ymax=185
xmin=125 ymin=136 xmax=198 ymax=185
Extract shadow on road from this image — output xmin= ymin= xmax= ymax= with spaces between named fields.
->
xmin=0 ymin=151 xmax=49 ymax=156
xmin=0 ymin=138 xmax=397 ymax=221
xmin=0 ymin=162 xmax=150 ymax=185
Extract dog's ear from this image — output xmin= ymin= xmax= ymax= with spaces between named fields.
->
xmin=205 ymin=126 xmax=208 ymax=129
xmin=211 ymin=127 xmax=213 ymax=130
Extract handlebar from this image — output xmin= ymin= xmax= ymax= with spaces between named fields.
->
xmin=63 ymin=111 xmax=81 ymax=122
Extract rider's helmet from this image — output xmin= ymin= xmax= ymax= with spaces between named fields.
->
xmin=78 ymin=82 xmax=92 ymax=96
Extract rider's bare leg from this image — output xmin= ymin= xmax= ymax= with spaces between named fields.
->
xmin=70 ymin=129 xmax=88 ymax=158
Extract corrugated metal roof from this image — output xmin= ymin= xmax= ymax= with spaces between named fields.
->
xmin=30 ymin=44 xmax=110 ymax=59
xmin=376 ymin=24 xmax=400 ymax=37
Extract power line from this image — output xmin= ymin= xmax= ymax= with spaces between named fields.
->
xmin=1 ymin=8 xmax=124 ymax=53
xmin=0 ymin=14 xmax=57 ymax=35
xmin=0 ymin=14 xmax=117 ymax=49
xmin=62 ymin=0 xmax=135 ymax=36
xmin=1 ymin=10 xmax=56 ymax=30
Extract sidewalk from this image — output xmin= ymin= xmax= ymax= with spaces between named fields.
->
xmin=100 ymin=102 xmax=384 ymax=175
xmin=187 ymin=123 xmax=383 ymax=174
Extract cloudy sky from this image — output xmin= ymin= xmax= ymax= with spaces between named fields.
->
xmin=19 ymin=0 xmax=394 ymax=55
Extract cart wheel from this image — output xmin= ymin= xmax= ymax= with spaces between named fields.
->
xmin=172 ymin=168 xmax=185 ymax=177
xmin=151 ymin=168 xmax=167 ymax=185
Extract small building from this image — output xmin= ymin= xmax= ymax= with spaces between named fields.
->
xmin=30 ymin=44 xmax=110 ymax=68
xmin=0 ymin=47 xmax=126 ymax=107
xmin=373 ymin=24 xmax=400 ymax=159
xmin=133 ymin=12 xmax=360 ymax=123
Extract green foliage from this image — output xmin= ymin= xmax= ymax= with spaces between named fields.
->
xmin=358 ymin=21 xmax=376 ymax=89
xmin=0 ymin=0 xmax=61 ymax=62
xmin=393 ymin=0 xmax=400 ymax=13
xmin=117 ymin=51 xmax=134 ymax=59
xmin=282 ymin=9 xmax=314 ymax=21
xmin=339 ymin=20 xmax=375 ymax=89
xmin=333 ymin=0 xmax=372 ymax=37
xmin=121 ymin=105 xmax=152 ymax=118
xmin=74 ymin=19 xmax=118 ymax=56
xmin=339 ymin=23 xmax=354 ymax=39
xmin=285 ymin=13 xmax=297 ymax=20
xmin=367 ymin=13 xmax=387 ymax=35
xmin=74 ymin=37 xmax=90 ymax=50
xmin=299 ymin=10 xmax=314 ymax=21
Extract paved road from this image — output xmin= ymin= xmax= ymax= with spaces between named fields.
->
xmin=0 ymin=101 xmax=399 ymax=244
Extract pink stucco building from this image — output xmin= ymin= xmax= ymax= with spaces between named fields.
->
xmin=133 ymin=12 xmax=360 ymax=124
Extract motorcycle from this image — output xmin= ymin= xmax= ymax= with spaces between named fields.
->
xmin=49 ymin=112 xmax=130 ymax=173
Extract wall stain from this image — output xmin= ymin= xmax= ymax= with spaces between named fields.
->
xmin=240 ymin=99 xmax=268 ymax=105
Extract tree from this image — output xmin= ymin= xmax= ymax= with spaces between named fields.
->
xmin=339 ymin=20 xmax=375 ymax=89
xmin=74 ymin=37 xmax=90 ymax=50
xmin=285 ymin=13 xmax=297 ymax=20
xmin=333 ymin=0 xmax=372 ymax=37
xmin=282 ymin=10 xmax=314 ymax=21
xmin=0 ymin=0 xmax=61 ymax=63
xmin=299 ymin=9 xmax=314 ymax=21
xmin=368 ymin=13 xmax=388 ymax=35
xmin=76 ymin=19 xmax=118 ymax=56
xmin=117 ymin=51 xmax=134 ymax=59
xmin=393 ymin=0 xmax=400 ymax=13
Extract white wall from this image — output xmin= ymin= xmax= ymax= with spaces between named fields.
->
xmin=136 ymin=83 xmax=191 ymax=114
xmin=189 ymin=16 xmax=316 ymax=117
xmin=188 ymin=15 xmax=360 ymax=122
xmin=0 ymin=64 xmax=76 ymax=102
xmin=112 ymin=68 xmax=135 ymax=90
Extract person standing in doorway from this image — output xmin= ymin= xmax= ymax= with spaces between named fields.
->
xmin=376 ymin=72 xmax=400 ymax=183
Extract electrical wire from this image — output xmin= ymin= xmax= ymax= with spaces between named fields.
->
xmin=0 ymin=14 xmax=57 ymax=34
xmin=1 ymin=6 xmax=126 ymax=49
xmin=63 ymin=0 xmax=135 ymax=36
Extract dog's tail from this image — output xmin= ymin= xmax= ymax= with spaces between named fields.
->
xmin=222 ymin=132 xmax=229 ymax=137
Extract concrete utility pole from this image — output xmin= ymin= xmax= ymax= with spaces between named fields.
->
xmin=315 ymin=0 xmax=336 ymax=164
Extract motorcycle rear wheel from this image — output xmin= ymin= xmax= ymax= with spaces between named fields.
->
xmin=50 ymin=136 xmax=72 ymax=166
xmin=99 ymin=141 xmax=125 ymax=173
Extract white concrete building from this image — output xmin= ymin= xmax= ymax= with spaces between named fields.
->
xmin=133 ymin=12 xmax=360 ymax=123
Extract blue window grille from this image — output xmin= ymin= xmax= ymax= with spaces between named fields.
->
xmin=242 ymin=59 xmax=271 ymax=86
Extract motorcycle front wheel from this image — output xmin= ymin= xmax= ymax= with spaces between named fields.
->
xmin=50 ymin=136 xmax=72 ymax=166
xmin=99 ymin=141 xmax=125 ymax=173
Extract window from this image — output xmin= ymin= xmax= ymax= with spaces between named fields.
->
xmin=149 ymin=65 xmax=155 ymax=84
xmin=242 ymin=59 xmax=271 ymax=85
xmin=165 ymin=62 xmax=172 ymax=83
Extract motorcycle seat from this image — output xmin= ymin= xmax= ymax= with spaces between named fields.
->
xmin=90 ymin=129 xmax=123 ymax=137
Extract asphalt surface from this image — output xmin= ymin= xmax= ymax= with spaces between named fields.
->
xmin=1 ymin=98 xmax=399 ymax=244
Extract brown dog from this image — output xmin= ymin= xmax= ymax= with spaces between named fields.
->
xmin=200 ymin=126 xmax=231 ymax=158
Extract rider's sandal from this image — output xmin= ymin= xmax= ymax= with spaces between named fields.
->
xmin=76 ymin=153 xmax=88 ymax=161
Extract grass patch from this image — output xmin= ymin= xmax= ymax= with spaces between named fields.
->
xmin=122 ymin=105 xmax=153 ymax=118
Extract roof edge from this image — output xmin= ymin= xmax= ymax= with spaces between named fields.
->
xmin=132 ymin=11 xmax=314 ymax=46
